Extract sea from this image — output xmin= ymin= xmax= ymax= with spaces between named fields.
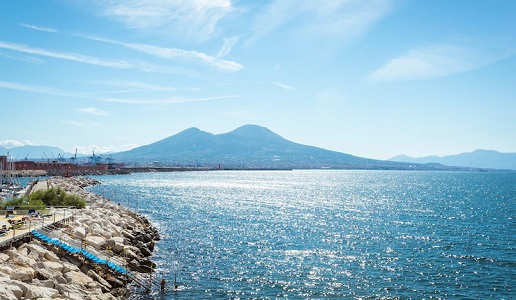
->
xmin=88 ymin=170 xmax=516 ymax=299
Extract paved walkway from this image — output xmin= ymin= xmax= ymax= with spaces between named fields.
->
xmin=30 ymin=180 xmax=51 ymax=194
xmin=0 ymin=208 xmax=74 ymax=247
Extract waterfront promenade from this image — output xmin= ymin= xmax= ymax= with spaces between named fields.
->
xmin=0 ymin=180 xmax=76 ymax=248
xmin=0 ymin=207 xmax=76 ymax=248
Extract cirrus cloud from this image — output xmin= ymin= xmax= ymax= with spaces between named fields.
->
xmin=247 ymin=0 xmax=393 ymax=45
xmin=78 ymin=107 xmax=109 ymax=116
xmin=368 ymin=44 xmax=503 ymax=82
xmin=93 ymin=0 xmax=236 ymax=41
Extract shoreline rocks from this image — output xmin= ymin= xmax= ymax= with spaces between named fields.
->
xmin=0 ymin=177 xmax=160 ymax=299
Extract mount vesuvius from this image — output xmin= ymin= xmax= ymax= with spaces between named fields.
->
xmin=112 ymin=125 xmax=467 ymax=170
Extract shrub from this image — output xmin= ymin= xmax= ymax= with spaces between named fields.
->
xmin=2 ymin=195 xmax=46 ymax=210
xmin=27 ymin=187 xmax=86 ymax=209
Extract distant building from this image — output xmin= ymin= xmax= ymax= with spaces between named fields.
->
xmin=0 ymin=156 xmax=6 ymax=171
xmin=14 ymin=160 xmax=108 ymax=172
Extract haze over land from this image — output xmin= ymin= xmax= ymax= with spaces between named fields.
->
xmin=0 ymin=1 xmax=515 ymax=159
xmin=2 ymin=125 xmax=515 ymax=170
xmin=389 ymin=150 xmax=516 ymax=171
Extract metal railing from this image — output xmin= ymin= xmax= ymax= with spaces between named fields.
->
xmin=33 ymin=222 xmax=161 ymax=293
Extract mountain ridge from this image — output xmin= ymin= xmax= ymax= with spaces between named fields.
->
xmin=112 ymin=125 xmax=477 ymax=170
xmin=0 ymin=145 xmax=74 ymax=160
xmin=389 ymin=149 xmax=516 ymax=170
xmin=3 ymin=125 xmax=512 ymax=171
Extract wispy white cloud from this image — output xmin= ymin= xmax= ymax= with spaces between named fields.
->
xmin=217 ymin=36 xmax=240 ymax=58
xmin=21 ymin=24 xmax=243 ymax=72
xmin=0 ymin=140 xmax=33 ymax=148
xmin=0 ymin=40 xmax=199 ymax=76
xmin=0 ymin=41 xmax=132 ymax=69
xmin=79 ymin=34 xmax=243 ymax=72
xmin=20 ymin=23 xmax=57 ymax=33
xmin=0 ymin=51 xmax=46 ymax=64
xmin=78 ymin=107 xmax=109 ymax=116
xmin=272 ymin=81 xmax=294 ymax=90
xmin=0 ymin=80 xmax=74 ymax=97
xmin=248 ymin=0 xmax=393 ymax=45
xmin=92 ymin=80 xmax=177 ymax=91
xmin=92 ymin=0 xmax=235 ymax=41
xmin=103 ymin=95 xmax=239 ymax=104
xmin=0 ymin=80 xmax=234 ymax=105
xmin=83 ymin=80 xmax=179 ymax=95
xmin=368 ymin=44 xmax=498 ymax=81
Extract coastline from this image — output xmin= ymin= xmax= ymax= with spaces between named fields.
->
xmin=11 ymin=167 xmax=295 ymax=177
xmin=0 ymin=176 xmax=160 ymax=299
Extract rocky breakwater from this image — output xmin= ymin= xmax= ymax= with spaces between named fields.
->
xmin=0 ymin=177 xmax=160 ymax=299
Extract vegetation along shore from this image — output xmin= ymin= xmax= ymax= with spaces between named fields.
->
xmin=0 ymin=177 xmax=160 ymax=299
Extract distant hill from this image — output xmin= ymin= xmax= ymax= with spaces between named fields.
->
xmin=0 ymin=145 xmax=74 ymax=161
xmin=113 ymin=124 xmax=471 ymax=170
xmin=389 ymin=149 xmax=516 ymax=170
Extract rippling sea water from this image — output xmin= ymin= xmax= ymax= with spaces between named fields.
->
xmin=89 ymin=170 xmax=515 ymax=299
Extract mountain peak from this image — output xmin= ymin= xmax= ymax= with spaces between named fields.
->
xmin=181 ymin=127 xmax=202 ymax=133
xmin=174 ymin=127 xmax=213 ymax=138
xmin=227 ymin=124 xmax=281 ymax=138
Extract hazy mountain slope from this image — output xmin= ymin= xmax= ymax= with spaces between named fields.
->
xmin=0 ymin=145 xmax=73 ymax=160
xmin=117 ymin=128 xmax=219 ymax=160
xmin=113 ymin=124 xmax=459 ymax=170
xmin=389 ymin=149 xmax=516 ymax=170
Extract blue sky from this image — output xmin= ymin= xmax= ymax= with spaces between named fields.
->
xmin=1 ymin=0 xmax=515 ymax=159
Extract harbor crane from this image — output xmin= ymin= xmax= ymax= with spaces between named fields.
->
xmin=70 ymin=149 xmax=77 ymax=164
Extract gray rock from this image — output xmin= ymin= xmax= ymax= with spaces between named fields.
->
xmin=24 ymin=285 xmax=59 ymax=299
xmin=10 ymin=266 xmax=35 ymax=281
xmin=87 ymin=270 xmax=112 ymax=292
xmin=35 ymin=268 xmax=54 ymax=281
xmin=0 ymin=253 xmax=9 ymax=264
xmin=43 ymin=249 xmax=60 ymax=262
xmin=0 ymin=281 xmax=24 ymax=299
xmin=0 ymin=287 xmax=17 ymax=300
xmin=55 ymin=274 xmax=67 ymax=284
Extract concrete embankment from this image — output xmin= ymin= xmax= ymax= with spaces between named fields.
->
xmin=0 ymin=177 xmax=160 ymax=299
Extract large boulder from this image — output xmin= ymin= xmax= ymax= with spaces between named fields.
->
xmin=0 ymin=287 xmax=17 ymax=300
xmin=35 ymin=268 xmax=55 ymax=281
xmin=0 ymin=281 xmax=24 ymax=299
xmin=106 ymin=238 xmax=124 ymax=254
xmin=10 ymin=266 xmax=35 ymax=281
xmin=87 ymin=270 xmax=112 ymax=292
xmin=72 ymin=227 xmax=86 ymax=239
xmin=122 ymin=248 xmax=139 ymax=260
xmin=61 ymin=261 xmax=80 ymax=273
xmin=0 ymin=253 xmax=9 ymax=263
xmin=64 ymin=271 xmax=93 ymax=285
xmin=26 ymin=244 xmax=46 ymax=258
xmin=3 ymin=280 xmax=29 ymax=297
xmin=24 ymin=285 xmax=59 ymax=299
xmin=61 ymin=255 xmax=83 ymax=269
xmin=0 ymin=266 xmax=13 ymax=278
xmin=38 ymin=261 xmax=64 ymax=273
xmin=43 ymin=249 xmax=60 ymax=262
xmin=85 ymin=235 xmax=106 ymax=250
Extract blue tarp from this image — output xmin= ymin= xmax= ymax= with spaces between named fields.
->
xmin=31 ymin=230 xmax=130 ymax=275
